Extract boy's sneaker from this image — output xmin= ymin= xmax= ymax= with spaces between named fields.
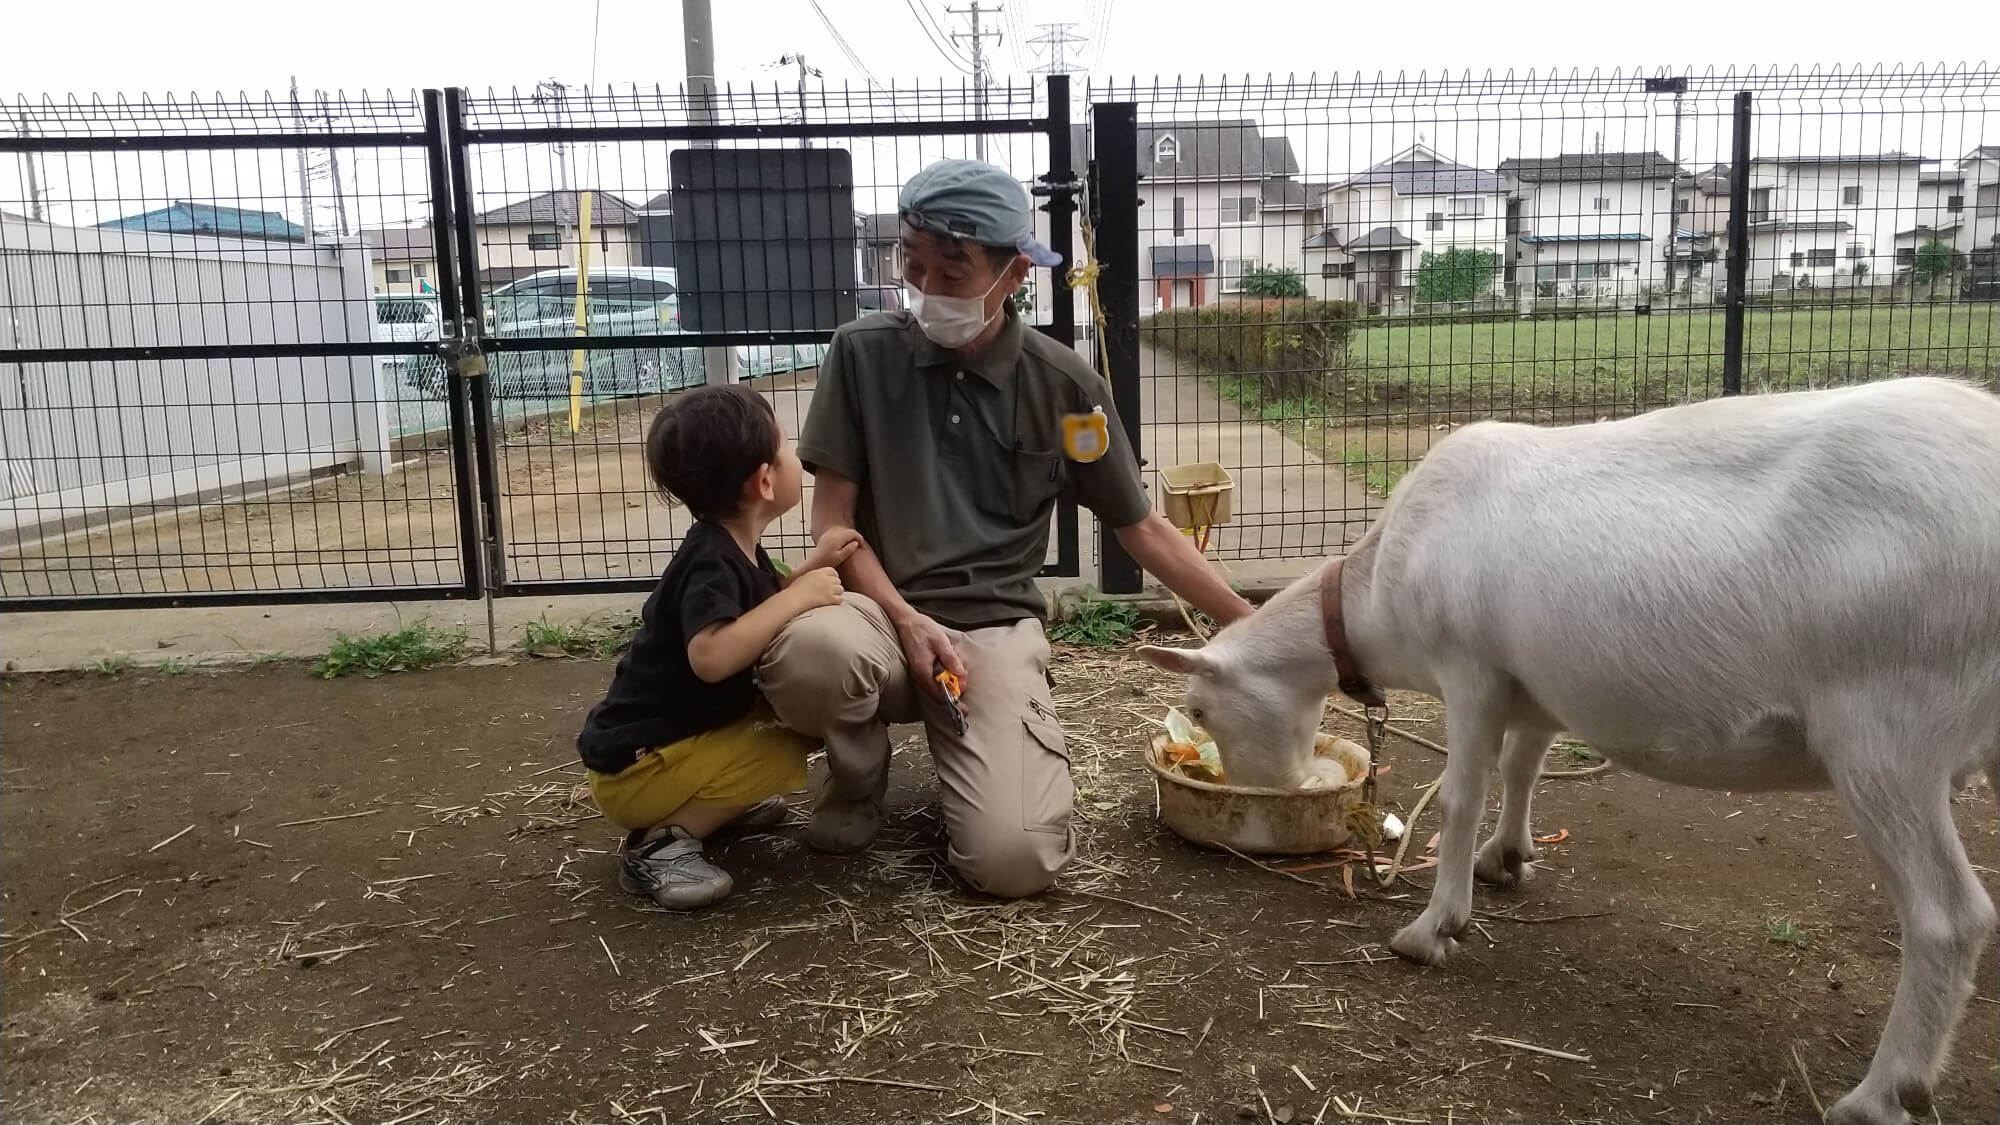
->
xmin=618 ymin=828 xmax=734 ymax=909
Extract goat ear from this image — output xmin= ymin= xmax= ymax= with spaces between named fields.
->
xmin=1136 ymin=645 xmax=1213 ymax=676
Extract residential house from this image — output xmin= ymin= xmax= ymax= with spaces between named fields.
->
xmin=1960 ymin=145 xmax=2000 ymax=254
xmin=636 ymin=192 xmax=676 ymax=271
xmin=856 ymin=212 xmax=902 ymax=288
xmin=1304 ymin=144 xmax=1507 ymax=309
xmin=471 ymin=189 xmax=642 ymax=289
xmin=1136 ymin=119 xmax=1302 ymax=308
xmin=359 ymin=225 xmax=439 ymax=293
xmin=96 ymin=201 xmax=304 ymax=242
xmin=1499 ymin=151 xmax=1685 ymax=304
xmin=1741 ymin=154 xmax=1931 ymax=290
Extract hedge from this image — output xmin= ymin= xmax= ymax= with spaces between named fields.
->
xmin=1141 ymin=299 xmax=1362 ymax=398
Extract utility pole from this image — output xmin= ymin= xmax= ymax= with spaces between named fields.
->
xmin=682 ymin=0 xmax=732 ymax=387
xmin=1646 ymin=75 xmax=1690 ymax=296
xmin=534 ymin=79 xmax=576 ymax=269
xmin=1026 ymin=22 xmax=1088 ymax=75
xmin=291 ymin=76 xmax=315 ymax=244
xmin=947 ymin=2 xmax=1002 ymax=161
xmin=322 ymin=106 xmax=350 ymax=237
xmin=775 ymin=53 xmax=823 ymax=146
xmin=9 ymin=111 xmax=44 ymax=221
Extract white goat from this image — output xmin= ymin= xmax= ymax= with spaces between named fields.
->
xmin=1141 ymin=377 xmax=2000 ymax=1125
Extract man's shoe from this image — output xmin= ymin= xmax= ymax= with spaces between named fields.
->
xmin=617 ymin=828 xmax=734 ymax=909
xmin=804 ymin=796 xmax=882 ymax=855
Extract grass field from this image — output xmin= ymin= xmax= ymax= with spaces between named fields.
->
xmin=1183 ymin=302 xmax=1998 ymax=495
xmin=1343 ymin=302 xmax=1998 ymax=416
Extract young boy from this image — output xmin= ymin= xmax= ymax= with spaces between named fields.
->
xmin=577 ymin=383 xmax=862 ymax=909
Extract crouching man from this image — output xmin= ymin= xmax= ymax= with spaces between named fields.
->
xmin=755 ymin=158 xmax=1252 ymax=898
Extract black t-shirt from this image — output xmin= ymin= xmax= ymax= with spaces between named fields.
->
xmin=576 ymin=521 xmax=783 ymax=774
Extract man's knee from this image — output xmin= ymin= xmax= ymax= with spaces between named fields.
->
xmin=758 ymin=594 xmax=895 ymax=722
xmin=951 ymin=828 xmax=1070 ymax=900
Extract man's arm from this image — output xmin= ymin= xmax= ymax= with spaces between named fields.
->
xmin=1114 ymin=514 xmax=1256 ymax=626
xmin=811 ymin=470 xmax=968 ymax=694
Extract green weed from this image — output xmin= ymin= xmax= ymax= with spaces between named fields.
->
xmin=1763 ymin=917 xmax=1811 ymax=949
xmin=312 ymin=623 xmax=467 ymax=679
xmin=1049 ymin=593 xmax=1141 ymax=648
xmin=89 ymin=655 xmax=134 ymax=677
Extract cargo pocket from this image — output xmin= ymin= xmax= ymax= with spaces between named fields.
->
xmin=1021 ymin=713 xmax=1074 ymax=835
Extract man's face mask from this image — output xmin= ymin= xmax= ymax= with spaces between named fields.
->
xmin=906 ymin=269 xmax=1009 ymax=349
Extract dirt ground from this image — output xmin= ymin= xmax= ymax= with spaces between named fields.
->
xmin=5 ymin=647 xmax=1998 ymax=1125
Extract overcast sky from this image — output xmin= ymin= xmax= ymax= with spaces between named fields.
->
xmin=5 ymin=1 xmax=1996 ymax=231
xmin=5 ymin=0 xmax=1993 ymax=102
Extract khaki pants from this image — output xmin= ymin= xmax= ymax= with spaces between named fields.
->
xmin=756 ymin=593 xmax=1072 ymax=898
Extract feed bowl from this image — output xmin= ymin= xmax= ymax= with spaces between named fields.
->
xmin=1148 ymin=733 xmax=1371 ymax=856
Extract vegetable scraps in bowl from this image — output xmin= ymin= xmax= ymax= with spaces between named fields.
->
xmin=1159 ymin=706 xmax=1225 ymax=783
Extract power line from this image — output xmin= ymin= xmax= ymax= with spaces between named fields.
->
xmin=903 ymin=0 xmax=975 ymax=74
xmin=808 ymin=0 xmax=878 ymax=87
xmin=1089 ymin=0 xmax=1115 ymax=72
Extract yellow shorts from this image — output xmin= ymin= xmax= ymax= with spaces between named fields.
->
xmin=587 ymin=704 xmax=815 ymax=833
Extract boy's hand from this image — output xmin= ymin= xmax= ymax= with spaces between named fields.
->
xmin=787 ymin=566 xmax=845 ymax=612
xmin=801 ymin=526 xmax=864 ymax=574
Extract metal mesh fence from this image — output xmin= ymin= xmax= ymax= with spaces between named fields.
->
xmin=0 ymin=90 xmax=473 ymax=604
xmin=1094 ymin=67 xmax=2000 ymax=571
xmin=4 ymin=67 xmax=1998 ymax=608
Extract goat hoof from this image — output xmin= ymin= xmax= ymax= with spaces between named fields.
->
xmin=1389 ymin=919 xmax=1460 ymax=966
xmin=1826 ymin=1086 xmax=1914 ymax=1125
xmin=1474 ymin=842 xmax=1538 ymax=887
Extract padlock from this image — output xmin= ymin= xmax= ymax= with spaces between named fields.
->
xmin=445 ymin=339 xmax=488 ymax=379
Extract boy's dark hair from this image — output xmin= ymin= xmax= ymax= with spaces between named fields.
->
xmin=644 ymin=384 xmax=782 ymax=520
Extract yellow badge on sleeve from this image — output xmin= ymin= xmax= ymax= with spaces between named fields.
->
xmin=1062 ymin=407 xmax=1110 ymax=463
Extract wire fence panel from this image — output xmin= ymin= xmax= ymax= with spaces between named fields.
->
xmin=449 ymin=79 xmax=1075 ymax=594
xmin=1 ymin=91 xmax=474 ymax=607
xmin=4 ymin=69 xmax=1996 ymax=608
xmin=1091 ymin=67 xmax=2000 ymax=575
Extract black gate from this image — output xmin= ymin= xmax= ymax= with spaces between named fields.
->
xmin=437 ymin=77 xmax=1084 ymax=598
xmin=0 ymin=91 xmax=481 ymax=609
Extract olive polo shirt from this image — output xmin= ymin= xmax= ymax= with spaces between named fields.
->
xmin=798 ymin=309 xmax=1152 ymax=630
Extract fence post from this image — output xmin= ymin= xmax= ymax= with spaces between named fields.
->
xmin=1722 ymin=90 xmax=1752 ymax=396
xmin=1091 ymin=100 xmax=1143 ymax=595
xmin=1038 ymin=74 xmax=1081 ymax=580
xmin=444 ymin=87 xmax=508 ymax=598
xmin=423 ymin=88 xmax=484 ymax=599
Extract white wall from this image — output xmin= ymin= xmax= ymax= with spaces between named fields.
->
xmin=1759 ymin=161 xmax=1923 ymax=285
xmin=0 ymin=216 xmax=384 ymax=535
xmin=1512 ymin=177 xmax=1676 ymax=285
xmin=1317 ymin=182 xmax=1509 ymax=290
xmin=476 ymin=221 xmax=640 ymax=276
xmin=1138 ymin=180 xmax=1306 ymax=304
xmin=1963 ymin=153 xmax=2000 ymax=251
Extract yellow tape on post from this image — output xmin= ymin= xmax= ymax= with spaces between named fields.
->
xmin=568 ymin=190 xmax=595 ymax=433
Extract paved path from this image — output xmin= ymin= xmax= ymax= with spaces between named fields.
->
xmin=1137 ymin=341 xmax=1375 ymax=587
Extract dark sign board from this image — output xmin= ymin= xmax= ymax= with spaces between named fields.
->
xmin=668 ymin=148 xmax=858 ymax=333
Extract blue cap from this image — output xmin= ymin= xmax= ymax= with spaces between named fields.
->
xmin=897 ymin=158 xmax=1063 ymax=268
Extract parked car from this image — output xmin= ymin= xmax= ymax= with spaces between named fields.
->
xmin=404 ymin=266 xmax=699 ymax=400
xmin=855 ymin=285 xmax=905 ymax=314
xmin=373 ymin=294 xmax=442 ymax=348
